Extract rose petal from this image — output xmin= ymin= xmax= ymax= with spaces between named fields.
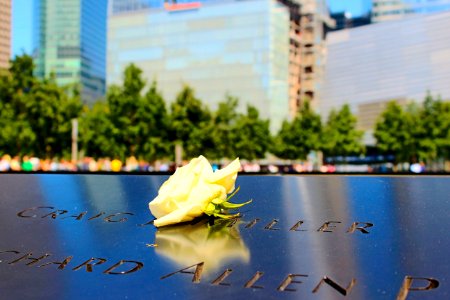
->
xmin=208 ymin=158 xmax=240 ymax=193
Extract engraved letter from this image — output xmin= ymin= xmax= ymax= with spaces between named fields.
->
xmin=312 ymin=276 xmax=356 ymax=296
xmin=8 ymin=253 xmax=51 ymax=266
xmin=17 ymin=207 xmax=55 ymax=218
xmin=290 ymin=220 xmax=306 ymax=231
xmin=264 ymin=219 xmax=280 ymax=231
xmin=41 ymin=210 xmax=68 ymax=219
xmin=0 ymin=250 xmax=20 ymax=262
xmin=218 ymin=217 xmax=239 ymax=228
xmin=103 ymin=212 xmax=134 ymax=223
xmin=72 ymin=258 xmax=107 ymax=272
xmin=137 ymin=219 xmax=154 ymax=227
xmin=103 ymin=260 xmax=144 ymax=275
xmin=63 ymin=212 xmax=87 ymax=220
xmin=278 ymin=274 xmax=308 ymax=292
xmin=160 ymin=262 xmax=204 ymax=283
xmin=39 ymin=256 xmax=73 ymax=269
xmin=396 ymin=276 xmax=439 ymax=300
xmin=245 ymin=218 xmax=260 ymax=229
xmin=211 ymin=269 xmax=233 ymax=286
xmin=88 ymin=212 xmax=106 ymax=220
xmin=347 ymin=222 xmax=373 ymax=234
xmin=317 ymin=221 xmax=341 ymax=233
xmin=244 ymin=271 xmax=264 ymax=289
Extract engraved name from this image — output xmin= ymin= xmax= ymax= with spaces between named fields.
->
xmin=162 ymin=262 xmax=439 ymax=299
xmin=0 ymin=249 xmax=143 ymax=275
xmin=17 ymin=207 xmax=374 ymax=234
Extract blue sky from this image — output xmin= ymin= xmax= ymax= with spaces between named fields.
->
xmin=327 ymin=0 xmax=372 ymax=17
xmin=11 ymin=0 xmax=372 ymax=57
xmin=12 ymin=0 xmax=34 ymax=57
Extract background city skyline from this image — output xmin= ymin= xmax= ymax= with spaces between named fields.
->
xmin=1 ymin=0 xmax=449 ymax=171
xmin=11 ymin=0 xmax=372 ymax=58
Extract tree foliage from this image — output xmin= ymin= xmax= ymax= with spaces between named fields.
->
xmin=232 ymin=105 xmax=271 ymax=161
xmin=274 ymin=101 xmax=322 ymax=160
xmin=0 ymin=55 xmax=82 ymax=158
xmin=417 ymin=93 xmax=450 ymax=161
xmin=170 ymin=85 xmax=211 ymax=159
xmin=322 ymin=104 xmax=365 ymax=157
xmin=374 ymin=101 xmax=416 ymax=162
xmin=2 ymin=56 xmax=449 ymax=167
xmin=375 ymin=94 xmax=450 ymax=163
xmin=210 ymin=95 xmax=239 ymax=160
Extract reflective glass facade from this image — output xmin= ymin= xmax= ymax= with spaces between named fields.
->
xmin=320 ymin=12 xmax=450 ymax=144
xmin=108 ymin=0 xmax=290 ymax=132
xmin=34 ymin=0 xmax=107 ymax=103
xmin=372 ymin=0 xmax=450 ymax=22
xmin=111 ymin=0 xmax=229 ymax=15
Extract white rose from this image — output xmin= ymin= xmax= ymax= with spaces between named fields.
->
xmin=149 ymin=155 xmax=241 ymax=227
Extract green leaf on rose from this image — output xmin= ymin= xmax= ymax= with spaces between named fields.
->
xmin=203 ymin=186 xmax=252 ymax=219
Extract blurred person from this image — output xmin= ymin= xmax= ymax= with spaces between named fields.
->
xmin=158 ymin=162 xmax=169 ymax=172
xmin=102 ymin=158 xmax=112 ymax=171
xmin=40 ymin=159 xmax=51 ymax=171
xmin=125 ymin=156 xmax=138 ymax=172
xmin=138 ymin=159 xmax=149 ymax=172
xmin=30 ymin=157 xmax=40 ymax=171
xmin=50 ymin=158 xmax=60 ymax=171
xmin=111 ymin=159 xmax=122 ymax=172
xmin=88 ymin=157 xmax=98 ymax=172
xmin=267 ymin=164 xmax=279 ymax=174
xmin=10 ymin=156 xmax=21 ymax=171
xmin=293 ymin=163 xmax=303 ymax=173
xmin=0 ymin=155 xmax=11 ymax=172
xmin=79 ymin=157 xmax=92 ymax=171
xmin=21 ymin=156 xmax=33 ymax=172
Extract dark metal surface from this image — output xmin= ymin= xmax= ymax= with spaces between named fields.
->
xmin=0 ymin=174 xmax=449 ymax=299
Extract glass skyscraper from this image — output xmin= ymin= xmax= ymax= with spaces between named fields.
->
xmin=372 ymin=0 xmax=450 ymax=22
xmin=111 ymin=0 xmax=226 ymax=14
xmin=321 ymin=11 xmax=450 ymax=144
xmin=108 ymin=0 xmax=290 ymax=132
xmin=34 ymin=0 xmax=107 ymax=103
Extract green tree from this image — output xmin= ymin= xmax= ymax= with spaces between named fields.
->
xmin=374 ymin=101 xmax=420 ymax=163
xmin=322 ymin=104 xmax=365 ymax=157
xmin=208 ymin=95 xmax=239 ymax=160
xmin=170 ymin=85 xmax=211 ymax=159
xmin=25 ymin=76 xmax=82 ymax=157
xmin=79 ymin=101 xmax=119 ymax=158
xmin=0 ymin=55 xmax=83 ymax=158
xmin=274 ymin=101 xmax=322 ymax=160
xmin=0 ymin=55 xmax=36 ymax=156
xmin=232 ymin=105 xmax=271 ymax=161
xmin=417 ymin=93 xmax=450 ymax=161
xmin=107 ymin=64 xmax=146 ymax=159
xmin=135 ymin=80 xmax=171 ymax=161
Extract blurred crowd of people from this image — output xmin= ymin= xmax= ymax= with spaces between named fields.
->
xmin=1 ymin=154 xmax=443 ymax=174
xmin=0 ymin=155 xmax=173 ymax=172
xmin=0 ymin=154 xmax=329 ymax=174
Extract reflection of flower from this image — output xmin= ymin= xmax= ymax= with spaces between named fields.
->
xmin=155 ymin=221 xmax=250 ymax=275
xmin=149 ymin=155 xmax=249 ymax=227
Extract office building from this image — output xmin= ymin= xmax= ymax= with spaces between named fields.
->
xmin=109 ymin=0 xmax=332 ymax=120
xmin=108 ymin=0 xmax=291 ymax=132
xmin=372 ymin=0 xmax=450 ymax=22
xmin=34 ymin=0 xmax=107 ymax=103
xmin=320 ymin=11 xmax=450 ymax=144
xmin=298 ymin=0 xmax=333 ymax=111
xmin=329 ymin=11 xmax=371 ymax=31
xmin=0 ymin=0 xmax=11 ymax=69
